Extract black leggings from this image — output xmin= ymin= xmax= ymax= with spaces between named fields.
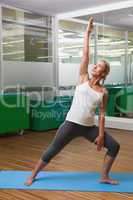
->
xmin=41 ymin=120 xmax=120 ymax=163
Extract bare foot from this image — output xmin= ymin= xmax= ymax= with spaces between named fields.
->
xmin=100 ymin=178 xmax=119 ymax=185
xmin=24 ymin=177 xmax=34 ymax=186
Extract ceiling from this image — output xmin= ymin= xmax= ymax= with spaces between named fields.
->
xmin=1 ymin=0 xmax=133 ymax=30
xmin=0 ymin=0 xmax=129 ymax=15
xmin=75 ymin=7 xmax=133 ymax=30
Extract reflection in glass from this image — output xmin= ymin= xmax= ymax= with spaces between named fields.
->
xmin=2 ymin=7 xmax=52 ymax=62
xmin=59 ymin=20 xmax=95 ymax=64
xmin=97 ymin=25 xmax=126 ymax=85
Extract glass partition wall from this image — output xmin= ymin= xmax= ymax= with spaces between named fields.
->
xmin=59 ymin=20 xmax=95 ymax=64
xmin=128 ymin=31 xmax=133 ymax=84
xmin=58 ymin=8 xmax=133 ymax=118
xmin=2 ymin=7 xmax=52 ymax=62
xmin=0 ymin=5 xmax=54 ymax=89
xmin=97 ymin=25 xmax=126 ymax=85
xmin=59 ymin=19 xmax=131 ymax=85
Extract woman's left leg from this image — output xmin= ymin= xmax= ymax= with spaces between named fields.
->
xmin=83 ymin=125 xmax=120 ymax=184
xmin=100 ymin=132 xmax=120 ymax=184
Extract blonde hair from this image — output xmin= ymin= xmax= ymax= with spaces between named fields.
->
xmin=100 ymin=60 xmax=110 ymax=84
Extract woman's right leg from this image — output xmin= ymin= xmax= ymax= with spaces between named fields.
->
xmin=24 ymin=158 xmax=47 ymax=186
xmin=25 ymin=121 xmax=78 ymax=186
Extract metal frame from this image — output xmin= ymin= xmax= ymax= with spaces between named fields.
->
xmin=52 ymin=16 xmax=59 ymax=93
xmin=0 ymin=5 xmax=3 ymax=92
xmin=124 ymin=31 xmax=129 ymax=85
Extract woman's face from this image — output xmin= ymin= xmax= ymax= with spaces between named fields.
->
xmin=91 ymin=60 xmax=106 ymax=79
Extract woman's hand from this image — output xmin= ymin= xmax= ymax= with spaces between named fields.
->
xmin=86 ymin=17 xmax=94 ymax=33
xmin=94 ymin=135 xmax=104 ymax=151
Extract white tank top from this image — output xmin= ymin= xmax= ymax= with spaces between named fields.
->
xmin=66 ymin=81 xmax=103 ymax=126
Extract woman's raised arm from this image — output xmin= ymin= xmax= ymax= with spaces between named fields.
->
xmin=79 ymin=17 xmax=93 ymax=84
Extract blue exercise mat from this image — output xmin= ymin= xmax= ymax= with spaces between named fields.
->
xmin=0 ymin=170 xmax=133 ymax=192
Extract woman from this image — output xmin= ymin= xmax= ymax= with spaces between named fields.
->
xmin=25 ymin=17 xmax=120 ymax=186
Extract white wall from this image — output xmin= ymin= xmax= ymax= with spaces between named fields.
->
xmin=59 ymin=63 xmax=79 ymax=86
xmin=95 ymin=116 xmax=133 ymax=131
xmin=3 ymin=61 xmax=125 ymax=88
xmin=105 ymin=65 xmax=125 ymax=84
xmin=59 ymin=63 xmax=125 ymax=86
xmin=3 ymin=61 xmax=54 ymax=87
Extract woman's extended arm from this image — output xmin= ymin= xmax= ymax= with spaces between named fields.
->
xmin=79 ymin=17 xmax=93 ymax=84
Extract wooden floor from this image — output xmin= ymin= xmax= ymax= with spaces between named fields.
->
xmin=0 ymin=127 xmax=133 ymax=200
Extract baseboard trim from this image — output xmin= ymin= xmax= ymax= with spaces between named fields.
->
xmin=95 ymin=116 xmax=133 ymax=131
